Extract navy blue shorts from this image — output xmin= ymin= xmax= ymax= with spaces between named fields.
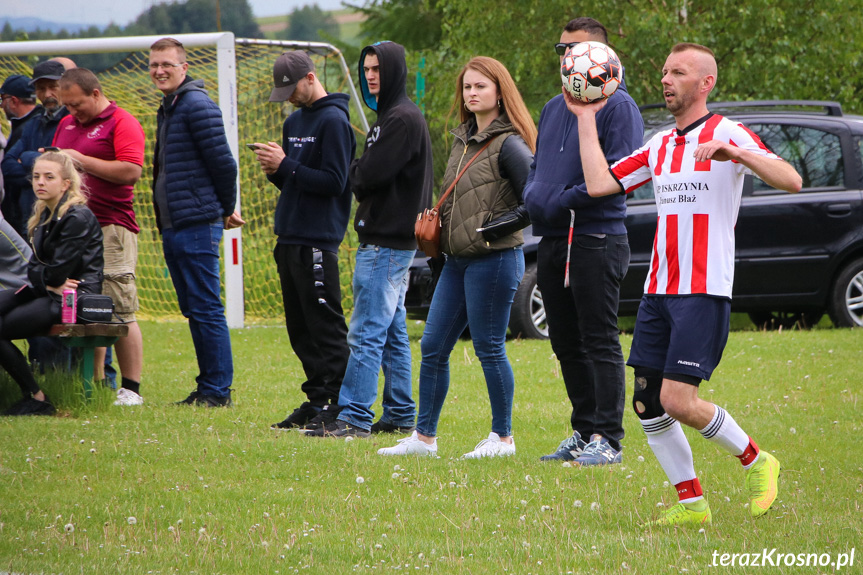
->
xmin=627 ymin=295 xmax=731 ymax=382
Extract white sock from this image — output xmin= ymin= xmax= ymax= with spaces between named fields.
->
xmin=642 ymin=414 xmax=702 ymax=503
xmin=699 ymin=405 xmax=749 ymax=456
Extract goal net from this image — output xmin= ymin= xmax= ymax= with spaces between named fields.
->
xmin=0 ymin=33 xmax=369 ymax=327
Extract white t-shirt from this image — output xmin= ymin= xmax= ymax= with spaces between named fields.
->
xmin=611 ymin=114 xmax=780 ymax=298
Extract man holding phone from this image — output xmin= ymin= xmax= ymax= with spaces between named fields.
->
xmin=253 ymin=51 xmax=355 ymax=430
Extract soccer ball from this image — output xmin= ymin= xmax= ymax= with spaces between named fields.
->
xmin=561 ymin=41 xmax=623 ymax=103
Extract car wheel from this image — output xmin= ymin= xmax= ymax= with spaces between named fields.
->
xmin=828 ymin=257 xmax=863 ymax=327
xmin=509 ymin=263 xmax=548 ymax=339
xmin=748 ymin=311 xmax=824 ymax=330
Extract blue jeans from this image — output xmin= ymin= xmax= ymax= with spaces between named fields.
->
xmin=162 ymin=222 xmax=233 ymax=397
xmin=337 ymin=245 xmax=416 ymax=431
xmin=417 ymin=247 xmax=524 ymax=438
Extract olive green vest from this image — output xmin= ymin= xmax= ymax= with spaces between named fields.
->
xmin=440 ymin=115 xmax=523 ymax=257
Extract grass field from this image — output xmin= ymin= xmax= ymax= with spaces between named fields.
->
xmin=0 ymin=321 xmax=860 ymax=573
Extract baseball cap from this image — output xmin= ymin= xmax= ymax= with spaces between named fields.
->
xmin=1 ymin=75 xmax=35 ymax=99
xmin=269 ymin=51 xmax=314 ymax=102
xmin=30 ymin=60 xmax=66 ymax=85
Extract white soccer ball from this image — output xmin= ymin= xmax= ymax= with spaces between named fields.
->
xmin=561 ymin=41 xmax=623 ymax=103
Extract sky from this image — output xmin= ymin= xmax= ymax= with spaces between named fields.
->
xmin=2 ymin=0 xmax=347 ymax=27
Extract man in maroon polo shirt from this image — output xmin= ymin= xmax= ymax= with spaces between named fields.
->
xmin=53 ymin=67 xmax=146 ymax=407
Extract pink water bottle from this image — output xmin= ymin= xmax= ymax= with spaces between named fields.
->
xmin=61 ymin=289 xmax=77 ymax=324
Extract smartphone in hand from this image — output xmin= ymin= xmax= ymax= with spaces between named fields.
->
xmin=246 ymin=143 xmax=260 ymax=151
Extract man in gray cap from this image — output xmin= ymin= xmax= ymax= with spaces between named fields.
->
xmin=252 ymin=51 xmax=355 ymax=430
xmin=1 ymin=59 xmax=73 ymax=236
xmin=1 ymin=74 xmax=40 ymax=230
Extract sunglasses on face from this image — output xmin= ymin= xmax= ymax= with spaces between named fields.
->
xmin=555 ymin=42 xmax=579 ymax=56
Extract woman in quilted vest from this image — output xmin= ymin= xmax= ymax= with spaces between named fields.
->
xmin=379 ymin=57 xmax=537 ymax=458
xmin=0 ymin=151 xmax=103 ymax=416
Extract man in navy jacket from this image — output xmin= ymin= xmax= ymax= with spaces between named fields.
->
xmin=523 ymin=18 xmax=643 ymax=465
xmin=149 ymin=37 xmax=244 ymax=407
xmin=254 ymin=51 xmax=354 ymax=429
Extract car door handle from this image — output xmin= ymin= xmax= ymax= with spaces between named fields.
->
xmin=827 ymin=203 xmax=852 ymax=216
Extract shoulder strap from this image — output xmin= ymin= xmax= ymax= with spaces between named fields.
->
xmin=433 ymin=136 xmax=497 ymax=210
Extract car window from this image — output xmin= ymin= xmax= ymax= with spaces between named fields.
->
xmin=749 ymin=124 xmax=844 ymax=191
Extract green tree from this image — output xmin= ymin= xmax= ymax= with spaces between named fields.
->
xmin=284 ymin=4 xmax=339 ymax=42
xmin=128 ymin=0 xmax=261 ymax=37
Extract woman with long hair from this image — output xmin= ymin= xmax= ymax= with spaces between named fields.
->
xmin=0 ymin=151 xmax=103 ymax=415
xmin=379 ymin=56 xmax=537 ymax=458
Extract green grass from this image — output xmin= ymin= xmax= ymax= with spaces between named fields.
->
xmin=0 ymin=321 xmax=861 ymax=573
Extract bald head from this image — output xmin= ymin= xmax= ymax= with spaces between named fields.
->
xmin=671 ymin=43 xmax=717 ymax=87
xmin=50 ymin=57 xmax=77 ymax=71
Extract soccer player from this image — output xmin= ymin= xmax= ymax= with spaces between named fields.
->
xmin=567 ymin=43 xmax=802 ymax=525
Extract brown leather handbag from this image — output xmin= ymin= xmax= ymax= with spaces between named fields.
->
xmin=415 ymin=138 xmax=495 ymax=258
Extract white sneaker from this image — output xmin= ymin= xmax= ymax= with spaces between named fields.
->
xmin=114 ymin=388 xmax=144 ymax=406
xmin=462 ymin=432 xmax=515 ymax=459
xmin=377 ymin=431 xmax=437 ymax=456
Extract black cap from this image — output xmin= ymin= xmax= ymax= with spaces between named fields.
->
xmin=269 ymin=51 xmax=314 ymax=102
xmin=0 ymin=75 xmax=35 ymax=98
xmin=30 ymin=60 xmax=65 ymax=85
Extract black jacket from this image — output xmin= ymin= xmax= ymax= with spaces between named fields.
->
xmin=350 ymin=41 xmax=433 ymax=250
xmin=28 ymin=198 xmax=103 ymax=299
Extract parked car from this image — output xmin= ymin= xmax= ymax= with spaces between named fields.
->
xmin=406 ymin=101 xmax=863 ymax=335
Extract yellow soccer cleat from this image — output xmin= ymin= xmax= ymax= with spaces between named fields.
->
xmin=645 ymin=499 xmax=712 ymax=527
xmin=746 ymin=452 xmax=781 ymax=517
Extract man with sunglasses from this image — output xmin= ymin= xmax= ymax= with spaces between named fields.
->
xmin=523 ymin=17 xmax=643 ymax=465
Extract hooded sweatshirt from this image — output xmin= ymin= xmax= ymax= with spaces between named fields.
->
xmin=523 ymin=81 xmax=643 ymax=237
xmin=267 ymin=92 xmax=356 ymax=253
xmin=349 ymin=41 xmax=433 ymax=250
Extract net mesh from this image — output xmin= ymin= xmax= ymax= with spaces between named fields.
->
xmin=0 ymin=41 xmax=365 ymax=324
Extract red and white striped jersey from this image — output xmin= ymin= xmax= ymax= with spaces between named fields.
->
xmin=611 ymin=114 xmax=779 ymax=298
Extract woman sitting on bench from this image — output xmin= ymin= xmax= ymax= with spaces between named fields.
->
xmin=0 ymin=151 xmax=103 ymax=416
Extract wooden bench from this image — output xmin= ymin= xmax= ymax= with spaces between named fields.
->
xmin=48 ymin=323 xmax=129 ymax=397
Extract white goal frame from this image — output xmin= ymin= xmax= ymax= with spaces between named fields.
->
xmin=0 ymin=33 xmax=369 ymax=328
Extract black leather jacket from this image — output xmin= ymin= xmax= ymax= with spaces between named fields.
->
xmin=28 ymin=197 xmax=104 ymax=299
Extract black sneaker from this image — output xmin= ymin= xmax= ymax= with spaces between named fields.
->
xmin=272 ymin=402 xmax=322 ymax=429
xmin=174 ymin=390 xmax=201 ymax=405
xmin=305 ymin=419 xmax=370 ymax=438
xmin=371 ymin=419 xmax=416 ymax=434
xmin=3 ymin=396 xmax=56 ymax=416
xmin=192 ymin=393 xmax=233 ymax=408
xmin=540 ymin=431 xmax=587 ymax=461
xmin=302 ymin=404 xmax=342 ymax=431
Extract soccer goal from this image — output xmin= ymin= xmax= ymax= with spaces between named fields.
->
xmin=0 ymin=33 xmax=370 ymax=328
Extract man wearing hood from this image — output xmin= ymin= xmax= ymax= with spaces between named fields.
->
xmin=308 ymin=41 xmax=433 ymax=438
xmin=149 ymin=37 xmax=245 ymax=408
xmin=523 ymin=18 xmax=643 ymax=465
xmin=253 ymin=51 xmax=354 ymax=430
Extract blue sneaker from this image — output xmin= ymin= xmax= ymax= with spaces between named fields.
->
xmin=573 ymin=434 xmax=622 ymax=466
xmin=540 ymin=431 xmax=587 ymax=461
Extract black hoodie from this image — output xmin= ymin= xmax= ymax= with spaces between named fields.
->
xmin=350 ymin=41 xmax=433 ymax=250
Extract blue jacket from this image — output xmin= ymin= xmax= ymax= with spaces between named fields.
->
xmin=523 ymin=83 xmax=643 ymax=237
xmin=1 ymin=106 xmax=68 ymax=193
xmin=153 ymin=78 xmax=237 ymax=231
xmin=267 ymin=93 xmax=355 ymax=253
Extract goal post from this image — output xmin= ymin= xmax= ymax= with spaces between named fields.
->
xmin=0 ymin=34 xmax=369 ymax=328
